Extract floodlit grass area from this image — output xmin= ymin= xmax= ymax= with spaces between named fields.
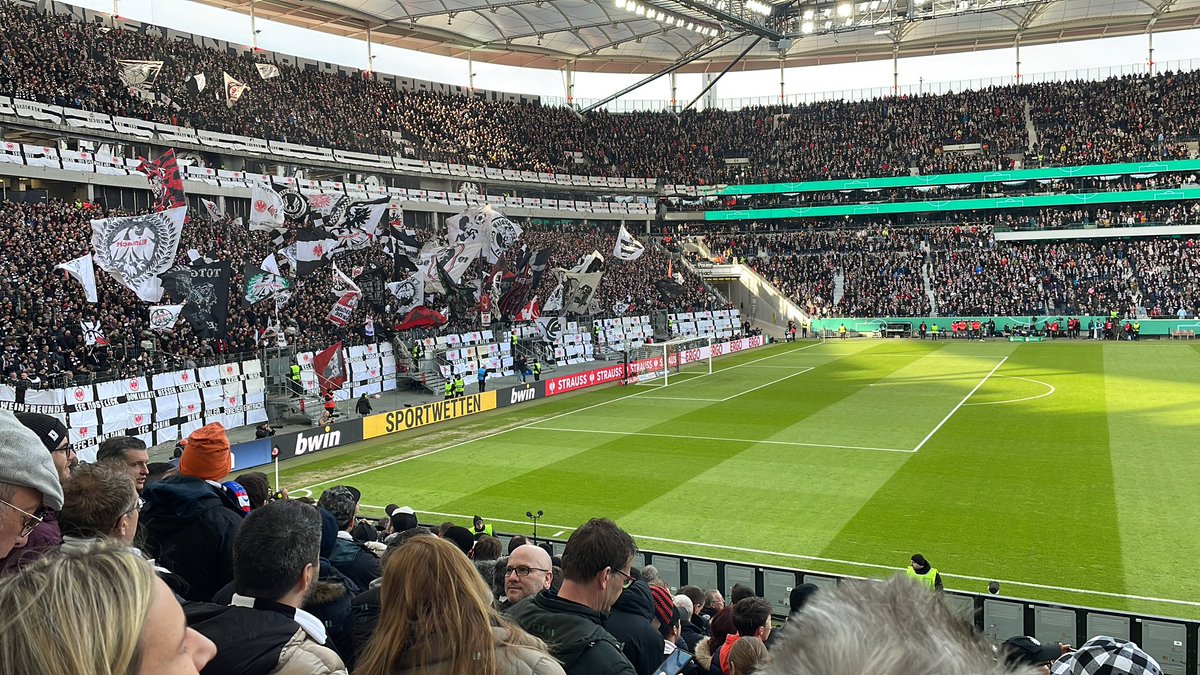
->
xmin=280 ymin=339 xmax=1200 ymax=619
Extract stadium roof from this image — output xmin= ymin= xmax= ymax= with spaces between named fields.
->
xmin=199 ymin=0 xmax=1200 ymax=74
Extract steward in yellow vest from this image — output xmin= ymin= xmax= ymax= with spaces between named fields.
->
xmin=906 ymin=554 xmax=943 ymax=591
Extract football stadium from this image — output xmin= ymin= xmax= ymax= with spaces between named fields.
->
xmin=1 ymin=0 xmax=1200 ymax=671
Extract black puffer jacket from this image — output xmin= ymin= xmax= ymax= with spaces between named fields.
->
xmin=507 ymin=591 xmax=636 ymax=675
xmin=605 ymin=581 xmax=665 ymax=675
xmin=141 ymin=476 xmax=243 ymax=602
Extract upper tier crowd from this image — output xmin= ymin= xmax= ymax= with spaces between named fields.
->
xmin=711 ymin=224 xmax=1200 ymax=319
xmin=1 ymin=0 xmax=1198 ymax=185
xmin=0 ymin=413 xmax=1171 ymax=675
xmin=0 ymin=199 xmax=712 ymax=389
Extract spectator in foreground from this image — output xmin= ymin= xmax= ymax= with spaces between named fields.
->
xmin=58 ymin=462 xmax=140 ymax=550
xmin=318 ymin=485 xmax=381 ymax=589
xmin=0 ymin=411 xmax=64 ymax=563
xmin=2 ymin=412 xmax=73 ymax=569
xmin=607 ymin=578 xmax=664 ymax=675
xmin=350 ymin=526 xmax=435 ymax=659
xmin=728 ymin=637 xmax=770 ymax=675
xmin=763 ymin=576 xmax=1038 ymax=675
xmin=0 ymin=541 xmax=215 ymax=674
xmin=503 ymin=543 xmax=555 ymax=611
xmin=1049 ymin=637 xmax=1162 ymax=675
xmin=141 ymin=422 xmax=244 ymax=601
xmin=96 ymin=436 xmax=151 ymax=494
xmin=508 ymin=517 xmax=638 ymax=675
xmin=355 ymin=535 xmax=566 ymax=675
xmin=184 ymin=500 xmax=347 ymax=675
xmin=675 ymin=593 xmax=704 ymax=651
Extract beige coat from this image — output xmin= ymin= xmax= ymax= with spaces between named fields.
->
xmin=390 ymin=627 xmax=566 ymax=675
xmin=272 ymin=628 xmax=347 ymax=675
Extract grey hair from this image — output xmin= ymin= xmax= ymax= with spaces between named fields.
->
xmin=233 ymin=500 xmax=321 ymax=602
xmin=763 ymin=576 xmax=1040 ymax=675
xmin=640 ymin=564 xmax=661 ymax=582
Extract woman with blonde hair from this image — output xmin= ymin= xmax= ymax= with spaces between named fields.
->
xmin=0 ymin=540 xmax=216 ymax=674
xmin=728 ymin=637 xmax=770 ymax=675
xmin=355 ymin=535 xmax=566 ymax=675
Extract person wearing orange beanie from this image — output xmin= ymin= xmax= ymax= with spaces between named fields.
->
xmin=179 ymin=423 xmax=232 ymax=482
xmin=141 ymin=422 xmax=243 ymax=601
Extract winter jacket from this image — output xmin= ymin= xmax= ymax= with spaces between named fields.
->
xmin=680 ymin=619 xmax=705 ymax=652
xmin=605 ymin=581 xmax=665 ymax=675
xmin=141 ymin=476 xmax=243 ymax=601
xmin=507 ymin=591 xmax=636 ymax=675
xmin=328 ymin=533 xmax=380 ymax=590
xmin=184 ymin=598 xmax=347 ymax=675
xmin=212 ymin=567 xmax=356 ymax=670
xmin=350 ymin=584 xmax=381 ymax=659
xmin=386 ymin=626 xmax=566 ymax=675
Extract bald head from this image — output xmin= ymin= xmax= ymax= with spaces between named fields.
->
xmin=505 ymin=544 xmax=554 ymax=605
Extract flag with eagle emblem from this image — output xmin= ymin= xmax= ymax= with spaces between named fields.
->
xmin=91 ymin=206 xmax=186 ymax=302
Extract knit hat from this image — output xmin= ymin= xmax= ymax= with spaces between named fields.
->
xmin=1050 ymin=636 xmax=1163 ymax=675
xmin=318 ymin=508 xmax=339 ymax=559
xmin=651 ymin=584 xmax=676 ymax=628
xmin=0 ymin=411 xmax=63 ymax=510
xmin=318 ymin=486 xmax=358 ymax=527
xmin=14 ymin=412 xmax=68 ymax=452
xmin=178 ymin=423 xmax=231 ymax=482
xmin=442 ymin=525 xmax=475 ymax=555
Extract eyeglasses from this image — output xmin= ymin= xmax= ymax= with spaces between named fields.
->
xmin=505 ymin=565 xmax=550 ymax=578
xmin=0 ymin=498 xmax=43 ymax=538
xmin=52 ymin=444 xmax=76 ymax=457
xmin=611 ymin=567 xmax=636 ymax=589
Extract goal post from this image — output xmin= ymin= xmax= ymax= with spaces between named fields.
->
xmin=625 ymin=335 xmax=713 ymax=386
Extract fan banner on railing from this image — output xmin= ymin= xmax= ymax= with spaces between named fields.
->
xmin=91 ymin=206 xmax=186 ymax=302
xmin=161 ymin=259 xmax=232 ymax=338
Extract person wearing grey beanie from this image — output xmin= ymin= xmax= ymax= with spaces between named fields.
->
xmin=0 ymin=410 xmax=64 ymax=561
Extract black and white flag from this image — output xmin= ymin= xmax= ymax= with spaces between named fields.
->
xmin=161 ymin=259 xmax=232 ymax=338
xmin=249 ymin=182 xmax=284 ymax=230
xmin=80 ymin=320 xmax=108 ymax=346
xmin=613 ymin=224 xmax=645 ymax=261
xmin=291 ymin=227 xmax=340 ymax=277
xmin=255 ymin=63 xmax=281 ymax=80
xmin=242 ymin=261 xmax=291 ymax=308
xmin=327 ymin=198 xmax=388 ymax=251
xmin=223 ymin=72 xmax=250 ymax=108
xmin=56 ymin=254 xmax=98 ymax=303
xmin=535 ymin=316 xmax=562 ymax=344
xmin=91 ymin=206 xmax=186 ymax=302
xmin=446 ymin=207 xmax=489 ymax=248
xmin=186 ymin=73 xmax=207 ymax=95
xmin=148 ymin=304 xmax=184 ymax=332
xmin=200 ymin=198 xmax=223 ymax=221
xmin=561 ymin=271 xmax=602 ymax=314
xmin=117 ymin=60 xmax=163 ymax=90
xmin=386 ymin=271 xmax=425 ymax=315
xmin=482 ymin=207 xmax=523 ymax=263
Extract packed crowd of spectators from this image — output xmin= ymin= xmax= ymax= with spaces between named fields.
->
xmin=0 ymin=197 xmax=707 ymax=389
xmin=2 ymin=0 xmax=1199 ymax=185
xmin=0 ymin=414 xmax=1173 ymax=675
xmin=704 ymin=223 xmax=1200 ymax=318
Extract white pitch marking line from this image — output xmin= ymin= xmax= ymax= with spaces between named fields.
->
xmin=522 ymin=426 xmax=913 ymax=454
xmin=911 ymin=355 xmax=1008 ymax=453
xmin=963 ymin=376 xmax=1056 ymax=406
xmin=296 ymin=341 xmax=825 ymax=492
xmin=367 ymin=507 xmax=1200 ymax=610
xmin=718 ymin=367 xmax=814 ymax=401
xmin=552 ymin=530 xmax=566 ymax=537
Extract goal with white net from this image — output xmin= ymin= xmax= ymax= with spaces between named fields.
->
xmin=624 ymin=335 xmax=713 ymax=387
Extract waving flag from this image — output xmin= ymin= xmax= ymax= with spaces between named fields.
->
xmin=200 ymin=198 xmax=223 ymax=221
xmin=56 ymin=254 xmax=98 ymax=303
xmin=249 ymin=182 xmax=285 ymax=230
xmin=613 ymin=224 xmax=645 ymax=261
xmin=134 ymin=148 xmax=185 ymax=212
xmin=386 ymin=271 xmax=425 ymax=315
xmin=312 ymin=342 xmax=346 ymax=392
xmin=255 ymin=63 xmax=281 ymax=80
xmin=223 ymin=72 xmax=250 ymax=107
xmin=91 ymin=206 xmax=186 ymax=302
xmin=394 ymin=306 xmax=446 ymax=331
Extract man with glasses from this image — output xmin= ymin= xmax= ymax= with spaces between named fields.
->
xmin=1 ymin=412 xmax=74 ymax=570
xmin=0 ymin=411 xmax=64 ymax=564
xmin=502 ymin=544 xmax=555 ymax=610
xmin=509 ymin=517 xmax=637 ymax=675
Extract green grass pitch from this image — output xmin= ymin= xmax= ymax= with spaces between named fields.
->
xmin=279 ymin=339 xmax=1200 ymax=619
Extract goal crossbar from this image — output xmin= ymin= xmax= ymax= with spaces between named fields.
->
xmin=625 ymin=335 xmax=713 ymax=387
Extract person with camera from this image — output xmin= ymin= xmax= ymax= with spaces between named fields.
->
xmin=255 ymin=422 xmax=280 ymax=439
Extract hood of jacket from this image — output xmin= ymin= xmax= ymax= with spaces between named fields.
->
xmin=611 ymin=579 xmax=654 ymax=622
xmin=142 ymin=476 xmax=232 ymax=528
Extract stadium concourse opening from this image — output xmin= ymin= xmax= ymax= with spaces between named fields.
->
xmin=3 ymin=0 xmax=1200 ymax=671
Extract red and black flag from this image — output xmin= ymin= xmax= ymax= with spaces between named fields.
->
xmin=134 ymin=148 xmax=186 ymax=212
